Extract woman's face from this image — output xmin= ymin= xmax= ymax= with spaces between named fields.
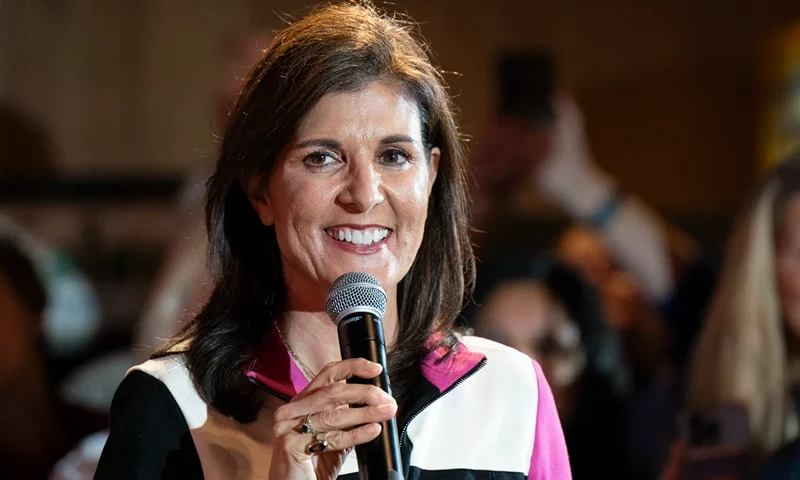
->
xmin=777 ymin=194 xmax=800 ymax=337
xmin=473 ymin=280 xmax=586 ymax=395
xmin=249 ymin=81 xmax=439 ymax=309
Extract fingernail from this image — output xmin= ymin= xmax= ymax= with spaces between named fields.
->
xmin=377 ymin=403 xmax=396 ymax=414
xmin=370 ymin=362 xmax=383 ymax=372
xmin=380 ymin=392 xmax=394 ymax=403
xmin=367 ymin=423 xmax=382 ymax=434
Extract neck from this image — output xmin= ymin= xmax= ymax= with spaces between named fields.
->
xmin=281 ymin=287 xmax=399 ymax=377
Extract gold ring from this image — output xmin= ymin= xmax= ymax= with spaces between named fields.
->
xmin=307 ymin=434 xmax=328 ymax=454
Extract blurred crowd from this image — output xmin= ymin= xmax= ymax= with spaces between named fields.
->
xmin=1 ymin=17 xmax=800 ymax=480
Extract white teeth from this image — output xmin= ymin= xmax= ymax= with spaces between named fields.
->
xmin=326 ymin=227 xmax=391 ymax=246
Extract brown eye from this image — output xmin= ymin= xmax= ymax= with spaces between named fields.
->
xmin=303 ymin=151 xmax=338 ymax=169
xmin=379 ymin=148 xmax=410 ymax=166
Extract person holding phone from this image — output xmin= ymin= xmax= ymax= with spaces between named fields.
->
xmin=472 ymin=86 xmax=712 ymax=370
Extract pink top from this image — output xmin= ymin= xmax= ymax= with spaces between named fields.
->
xmin=529 ymin=359 xmax=572 ymax=479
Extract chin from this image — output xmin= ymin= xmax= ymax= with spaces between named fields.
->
xmin=322 ymin=259 xmax=403 ymax=289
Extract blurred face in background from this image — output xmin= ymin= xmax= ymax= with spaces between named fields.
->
xmin=474 ymin=279 xmax=586 ymax=408
xmin=557 ymin=226 xmax=646 ymax=330
xmin=777 ymin=194 xmax=800 ymax=338
xmin=0 ymin=272 xmax=39 ymax=391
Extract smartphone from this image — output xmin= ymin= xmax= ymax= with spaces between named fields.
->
xmin=678 ymin=404 xmax=751 ymax=480
xmin=495 ymin=49 xmax=556 ymax=123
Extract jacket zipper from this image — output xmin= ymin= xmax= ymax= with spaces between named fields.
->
xmin=399 ymin=357 xmax=487 ymax=445
xmin=247 ymin=376 xmax=293 ymax=403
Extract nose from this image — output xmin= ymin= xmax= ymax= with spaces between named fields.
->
xmin=337 ymin=159 xmax=385 ymax=212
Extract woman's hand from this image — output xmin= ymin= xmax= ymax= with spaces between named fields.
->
xmin=534 ymin=95 xmax=599 ymax=203
xmin=269 ymin=358 xmax=399 ymax=480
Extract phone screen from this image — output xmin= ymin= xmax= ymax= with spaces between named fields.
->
xmin=679 ymin=405 xmax=751 ymax=480
xmin=495 ymin=50 xmax=556 ymax=123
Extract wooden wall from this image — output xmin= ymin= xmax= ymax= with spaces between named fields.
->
xmin=2 ymin=0 xmax=800 ymax=214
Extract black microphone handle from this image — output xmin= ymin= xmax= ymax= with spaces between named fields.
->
xmin=338 ymin=312 xmax=404 ymax=480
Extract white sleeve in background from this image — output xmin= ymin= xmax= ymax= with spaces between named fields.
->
xmin=601 ymin=197 xmax=675 ymax=303
xmin=539 ymin=165 xmax=675 ymax=303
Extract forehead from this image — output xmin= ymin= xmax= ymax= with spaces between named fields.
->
xmin=295 ymin=81 xmax=423 ymax=141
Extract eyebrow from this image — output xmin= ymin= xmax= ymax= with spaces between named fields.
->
xmin=380 ymin=135 xmax=417 ymax=145
xmin=293 ymin=135 xmax=418 ymax=150
xmin=294 ymin=138 xmax=342 ymax=149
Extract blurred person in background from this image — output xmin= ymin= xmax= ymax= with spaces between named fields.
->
xmin=0 ymin=239 xmax=105 ymax=479
xmin=468 ymin=253 xmax=630 ymax=479
xmin=0 ymin=104 xmax=102 ymax=371
xmin=684 ymin=154 xmax=800 ymax=477
xmin=473 ymin=94 xmax=714 ymax=376
xmin=472 ymin=93 xmax=710 ymax=478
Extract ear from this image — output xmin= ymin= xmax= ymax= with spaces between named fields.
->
xmin=245 ymin=174 xmax=274 ymax=226
xmin=428 ymin=147 xmax=441 ymax=195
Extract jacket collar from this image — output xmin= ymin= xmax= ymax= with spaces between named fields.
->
xmin=245 ymin=322 xmax=485 ymax=399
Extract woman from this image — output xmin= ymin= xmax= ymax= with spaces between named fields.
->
xmin=468 ymin=254 xmax=631 ymax=479
xmin=94 ymin=4 xmax=570 ymax=479
xmin=686 ymin=154 xmax=800 ymax=475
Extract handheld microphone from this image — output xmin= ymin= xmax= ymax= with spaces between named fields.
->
xmin=325 ymin=272 xmax=404 ymax=480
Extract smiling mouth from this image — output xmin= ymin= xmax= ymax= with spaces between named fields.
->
xmin=324 ymin=227 xmax=391 ymax=246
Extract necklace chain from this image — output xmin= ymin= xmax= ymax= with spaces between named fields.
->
xmin=275 ymin=321 xmax=317 ymax=380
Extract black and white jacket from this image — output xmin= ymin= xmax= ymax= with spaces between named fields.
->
xmin=95 ymin=326 xmax=571 ymax=479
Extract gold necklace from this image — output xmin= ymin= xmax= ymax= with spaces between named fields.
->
xmin=275 ymin=320 xmax=317 ymax=380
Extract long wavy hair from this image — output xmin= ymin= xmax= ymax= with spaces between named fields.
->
xmin=687 ymin=155 xmax=800 ymax=456
xmin=156 ymin=2 xmax=474 ymax=422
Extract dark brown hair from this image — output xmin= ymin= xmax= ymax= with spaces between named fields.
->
xmin=158 ymin=2 xmax=475 ymax=421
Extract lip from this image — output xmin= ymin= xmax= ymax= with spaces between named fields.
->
xmin=325 ymin=223 xmax=391 ymax=230
xmin=323 ymin=226 xmax=391 ymax=255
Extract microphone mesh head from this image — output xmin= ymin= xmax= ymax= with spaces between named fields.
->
xmin=325 ymin=272 xmax=387 ymax=325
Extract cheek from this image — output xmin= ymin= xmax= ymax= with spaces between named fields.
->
xmin=388 ymin=170 xmax=433 ymax=245
xmin=778 ymin=255 xmax=800 ymax=299
xmin=269 ymin=173 xmax=327 ymax=236
xmin=777 ymin=253 xmax=800 ymax=335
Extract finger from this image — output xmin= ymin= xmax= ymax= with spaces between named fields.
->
xmin=316 ymin=423 xmax=383 ymax=451
xmin=278 ymin=423 xmax=382 ymax=458
xmin=312 ymin=402 xmax=398 ymax=432
xmin=275 ymin=383 xmax=394 ymax=422
xmin=298 ymin=358 xmax=382 ymax=399
xmin=273 ymin=402 xmax=397 ymax=437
